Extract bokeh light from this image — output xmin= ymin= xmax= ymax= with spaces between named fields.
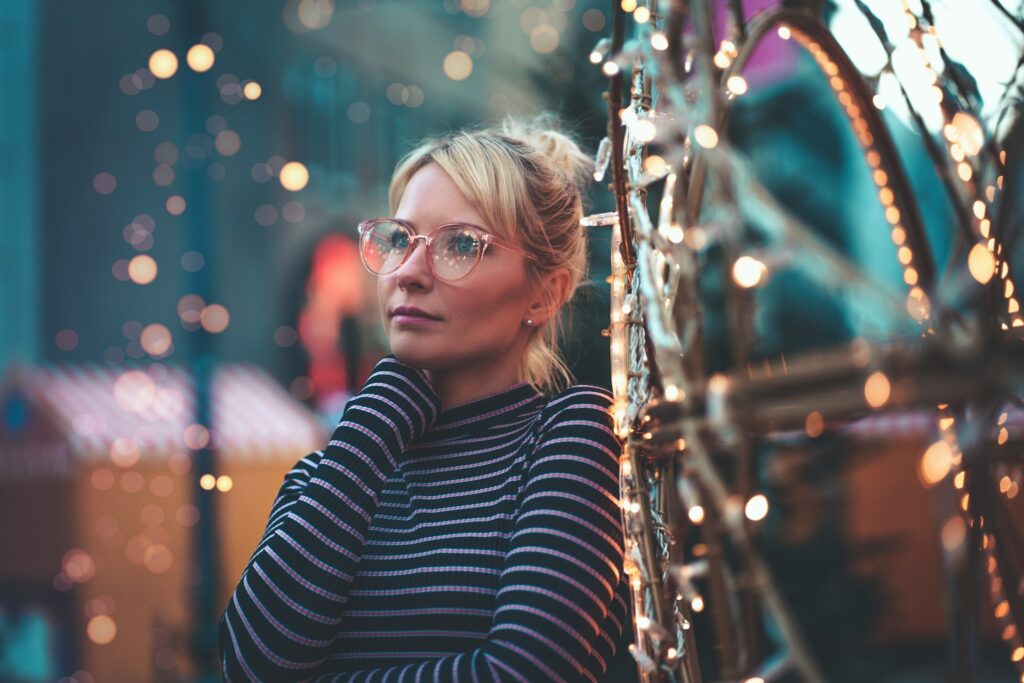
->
xmin=290 ymin=376 xmax=315 ymax=400
xmin=109 ymin=437 xmax=141 ymax=468
xmin=147 ymin=14 xmax=170 ymax=35
xmin=918 ymin=440 xmax=954 ymax=488
xmin=184 ymin=424 xmax=211 ymax=450
xmin=694 ymin=125 xmax=718 ymax=149
xmin=200 ymin=304 xmax=230 ymax=333
xmin=177 ymin=294 xmax=205 ymax=328
xmin=143 ymin=544 xmax=173 ymax=573
xmin=295 ymin=0 xmax=336 ymax=30
xmin=864 ymin=371 xmax=891 ymax=409
xmin=148 ymin=49 xmax=178 ymax=79
xmin=136 ymin=110 xmax=159 ymax=132
xmin=460 ymin=0 xmax=490 ymax=17
xmin=91 ymin=468 xmax=115 ymax=490
xmin=732 ymin=256 xmax=767 ymax=288
xmin=215 ymin=130 xmax=241 ymax=156
xmin=186 ymin=44 xmax=215 ymax=72
xmin=55 ymin=329 xmax=79 ymax=351
xmin=582 ymin=8 xmax=605 ymax=31
xmin=165 ymin=195 xmax=186 ymax=215
xmin=745 ymin=494 xmax=769 ymax=521
xmin=120 ymin=471 xmax=145 ymax=493
xmin=87 ymin=616 xmax=117 ymax=645
xmin=443 ymin=51 xmax=473 ymax=80
xmin=63 ymin=549 xmax=96 ymax=583
xmin=140 ymin=323 xmax=173 ymax=357
xmin=255 ymin=205 xmax=279 ymax=226
xmin=93 ymin=172 xmax=117 ymax=195
xmin=274 ymin=325 xmax=299 ymax=347
xmin=348 ymin=102 xmax=371 ymax=123
xmin=128 ymin=255 xmax=158 ymax=284
xmin=530 ymin=25 xmax=560 ymax=53
xmin=282 ymin=201 xmax=305 ymax=223
xmin=279 ymin=161 xmax=309 ymax=191
xmin=177 ymin=504 xmax=200 ymax=526
xmin=968 ymin=243 xmax=996 ymax=284
xmin=181 ymin=251 xmax=205 ymax=272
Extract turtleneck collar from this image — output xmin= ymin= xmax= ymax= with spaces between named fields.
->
xmin=425 ymin=381 xmax=545 ymax=437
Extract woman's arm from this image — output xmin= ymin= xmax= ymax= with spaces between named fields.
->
xmin=308 ymin=385 xmax=627 ymax=683
xmin=219 ymin=355 xmax=441 ymax=682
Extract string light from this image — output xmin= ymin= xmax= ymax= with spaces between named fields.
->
xmin=732 ymin=256 xmax=767 ymax=288
xmin=745 ymin=494 xmax=769 ymax=521
xmin=693 ymin=124 xmax=718 ymax=149
xmin=726 ymin=75 xmax=748 ymax=95
xmin=864 ymin=371 xmax=891 ymax=409
xmin=918 ymin=441 xmax=954 ymax=488
xmin=597 ymin=6 xmax=1024 ymax=680
xmin=688 ymin=506 xmax=705 ymax=525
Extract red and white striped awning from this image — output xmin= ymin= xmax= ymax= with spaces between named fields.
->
xmin=3 ymin=362 xmax=326 ymax=471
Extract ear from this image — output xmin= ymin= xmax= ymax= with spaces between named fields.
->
xmin=525 ymin=267 xmax=572 ymax=326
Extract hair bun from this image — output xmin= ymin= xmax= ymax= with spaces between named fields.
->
xmin=498 ymin=112 xmax=593 ymax=193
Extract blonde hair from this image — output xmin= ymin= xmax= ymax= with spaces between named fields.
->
xmin=387 ymin=112 xmax=595 ymax=395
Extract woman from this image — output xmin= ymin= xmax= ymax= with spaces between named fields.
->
xmin=219 ymin=114 xmax=629 ymax=682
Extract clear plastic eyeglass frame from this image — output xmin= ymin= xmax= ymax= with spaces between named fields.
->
xmin=356 ymin=217 xmax=536 ymax=283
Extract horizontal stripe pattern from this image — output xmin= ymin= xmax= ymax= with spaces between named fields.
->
xmin=220 ymin=357 xmax=628 ymax=682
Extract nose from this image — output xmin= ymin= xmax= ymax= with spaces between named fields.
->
xmin=392 ymin=235 xmax=434 ymax=290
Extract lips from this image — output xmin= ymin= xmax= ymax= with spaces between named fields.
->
xmin=391 ymin=306 xmax=441 ymax=320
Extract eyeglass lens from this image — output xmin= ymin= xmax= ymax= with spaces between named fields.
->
xmin=361 ymin=221 xmax=482 ymax=281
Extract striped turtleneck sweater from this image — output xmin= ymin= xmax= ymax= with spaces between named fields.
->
xmin=219 ymin=354 xmax=629 ymax=682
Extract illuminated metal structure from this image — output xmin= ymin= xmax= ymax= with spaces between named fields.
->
xmin=584 ymin=1 xmax=1024 ymax=681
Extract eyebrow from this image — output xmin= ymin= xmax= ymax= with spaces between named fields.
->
xmin=394 ymin=217 xmax=488 ymax=233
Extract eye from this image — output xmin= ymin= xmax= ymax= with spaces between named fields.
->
xmin=453 ymin=235 xmax=477 ymax=253
xmin=389 ymin=229 xmax=410 ymax=249
xmin=442 ymin=230 xmax=480 ymax=256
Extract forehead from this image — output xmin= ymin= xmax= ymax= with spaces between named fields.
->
xmin=394 ymin=163 xmax=492 ymax=234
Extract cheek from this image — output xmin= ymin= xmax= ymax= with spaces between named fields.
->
xmin=450 ymin=283 xmax=524 ymax=329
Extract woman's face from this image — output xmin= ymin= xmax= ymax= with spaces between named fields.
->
xmin=378 ymin=162 xmax=536 ymax=376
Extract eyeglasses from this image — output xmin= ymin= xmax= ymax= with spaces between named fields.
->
xmin=357 ymin=217 xmax=535 ymax=283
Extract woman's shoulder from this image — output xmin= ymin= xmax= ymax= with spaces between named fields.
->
xmin=535 ymin=383 xmax=617 ymax=436
xmin=548 ymin=382 xmax=610 ymax=403
xmin=527 ymin=383 xmax=622 ymax=475
xmin=544 ymin=383 xmax=614 ymax=408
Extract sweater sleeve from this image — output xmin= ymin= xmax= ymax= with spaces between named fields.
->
xmin=219 ymin=354 xmax=441 ymax=682
xmin=309 ymin=385 xmax=628 ymax=683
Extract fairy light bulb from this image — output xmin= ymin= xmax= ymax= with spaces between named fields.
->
xmin=732 ymin=256 xmax=767 ymax=288
xmin=693 ymin=125 xmax=718 ymax=149
xmin=688 ymin=506 xmax=705 ymax=525
xmin=864 ymin=371 xmax=891 ymax=408
xmin=745 ymin=494 xmax=769 ymax=521
xmin=968 ymin=243 xmax=996 ymax=284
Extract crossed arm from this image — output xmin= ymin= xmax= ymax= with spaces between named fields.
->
xmin=220 ymin=376 xmax=627 ymax=683
xmin=307 ymin=388 xmax=628 ymax=682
